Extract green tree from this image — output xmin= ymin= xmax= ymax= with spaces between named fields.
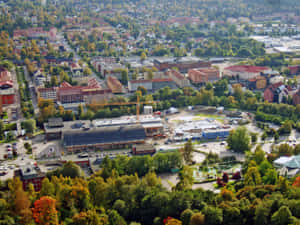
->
xmin=83 ymin=67 xmax=92 ymax=76
xmin=244 ymin=166 xmax=262 ymax=186
xmin=39 ymin=178 xmax=55 ymax=197
xmin=227 ymin=127 xmax=251 ymax=153
xmin=180 ymin=209 xmax=194 ymax=225
xmin=271 ymin=206 xmax=293 ymax=225
xmin=21 ymin=119 xmax=36 ymax=134
xmin=258 ymin=160 xmax=272 ymax=176
xmin=181 ymin=139 xmax=194 ymax=164
xmin=203 ymin=206 xmax=223 ymax=225
xmin=176 ymin=166 xmax=194 ymax=190
xmin=49 ymin=161 xmax=83 ymax=178
xmin=263 ymin=168 xmax=278 ymax=185
xmin=0 ymin=120 xmax=4 ymax=139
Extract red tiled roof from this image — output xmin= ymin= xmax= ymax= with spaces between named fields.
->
xmin=38 ymin=87 xmax=57 ymax=92
xmin=170 ymin=70 xmax=185 ymax=80
xmin=267 ymin=82 xmax=284 ymax=92
xmin=0 ymin=81 xmax=13 ymax=87
xmin=88 ymin=78 xmax=100 ymax=88
xmin=60 ymin=81 xmax=72 ymax=88
xmin=225 ymin=65 xmax=270 ymax=73
xmin=130 ymin=80 xmax=152 ymax=84
xmin=152 ymin=78 xmax=172 ymax=83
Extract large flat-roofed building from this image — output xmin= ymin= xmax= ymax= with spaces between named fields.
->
xmin=93 ymin=115 xmax=164 ymax=137
xmin=188 ymin=68 xmax=220 ymax=84
xmin=223 ymin=65 xmax=271 ymax=80
xmin=166 ymin=69 xmax=190 ymax=88
xmin=44 ymin=117 xmax=64 ymax=140
xmin=44 ymin=116 xmax=164 ymax=149
xmin=154 ymin=57 xmax=211 ymax=73
xmin=63 ymin=125 xmax=146 ymax=152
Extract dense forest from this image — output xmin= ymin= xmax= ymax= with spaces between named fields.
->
xmin=0 ymin=154 xmax=300 ymax=225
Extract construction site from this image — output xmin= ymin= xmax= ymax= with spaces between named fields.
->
xmin=42 ymin=105 xmax=240 ymax=156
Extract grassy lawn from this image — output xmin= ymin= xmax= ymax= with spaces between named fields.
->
xmin=195 ymin=113 xmax=225 ymax=122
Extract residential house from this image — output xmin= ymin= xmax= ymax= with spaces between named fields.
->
xmin=70 ymin=62 xmax=83 ymax=77
xmin=264 ymin=82 xmax=295 ymax=103
xmin=247 ymin=76 xmax=267 ymax=90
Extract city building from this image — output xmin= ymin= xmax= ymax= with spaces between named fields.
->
xmin=0 ymin=68 xmax=14 ymax=105
xmin=289 ymin=65 xmax=300 ymax=75
xmin=63 ymin=125 xmax=147 ymax=152
xmin=152 ymin=78 xmax=177 ymax=90
xmin=14 ymin=164 xmax=45 ymax=191
xmin=128 ymin=80 xmax=152 ymax=92
xmin=91 ymin=57 xmax=126 ymax=79
xmin=0 ymin=80 xmax=14 ymax=105
xmin=223 ymin=65 xmax=271 ymax=80
xmin=57 ymin=85 xmax=84 ymax=104
xmin=154 ymin=57 xmax=211 ymax=72
xmin=166 ymin=69 xmax=190 ymax=88
xmin=188 ymin=67 xmax=220 ymax=84
xmin=44 ymin=115 xmax=164 ymax=142
xmin=106 ymin=76 xmax=124 ymax=93
xmin=37 ymin=87 xmax=57 ymax=101
xmin=128 ymin=78 xmax=176 ymax=92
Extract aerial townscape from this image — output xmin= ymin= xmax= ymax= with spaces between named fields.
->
xmin=0 ymin=0 xmax=300 ymax=224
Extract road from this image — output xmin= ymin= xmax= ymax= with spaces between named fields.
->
xmin=57 ymin=32 xmax=103 ymax=83
xmin=23 ymin=66 xmax=39 ymax=115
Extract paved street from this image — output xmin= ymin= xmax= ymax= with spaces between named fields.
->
xmin=23 ymin=66 xmax=39 ymax=115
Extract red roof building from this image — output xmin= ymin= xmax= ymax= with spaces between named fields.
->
xmin=106 ymin=76 xmax=124 ymax=93
xmin=188 ymin=68 xmax=220 ymax=84
xmin=288 ymin=65 xmax=300 ymax=75
xmin=0 ymin=68 xmax=14 ymax=105
xmin=14 ymin=165 xmax=45 ymax=191
xmin=166 ymin=70 xmax=190 ymax=88
xmin=224 ymin=65 xmax=271 ymax=80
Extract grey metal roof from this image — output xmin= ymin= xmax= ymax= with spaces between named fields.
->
xmin=63 ymin=125 xmax=146 ymax=147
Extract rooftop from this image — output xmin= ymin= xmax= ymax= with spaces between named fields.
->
xmin=63 ymin=125 xmax=146 ymax=147
xmin=16 ymin=164 xmax=45 ymax=180
xmin=225 ymin=65 xmax=270 ymax=73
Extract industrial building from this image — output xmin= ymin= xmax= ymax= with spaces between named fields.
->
xmin=173 ymin=118 xmax=231 ymax=141
xmin=44 ymin=115 xmax=164 ymax=151
xmin=63 ymin=125 xmax=147 ymax=152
